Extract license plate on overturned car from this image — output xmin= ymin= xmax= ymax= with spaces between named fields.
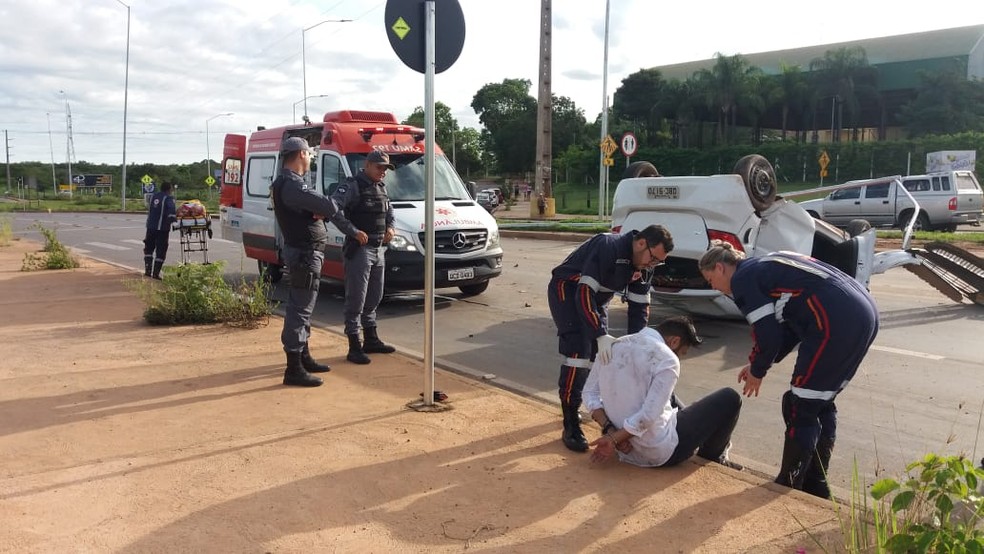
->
xmin=647 ymin=185 xmax=679 ymax=199
xmin=448 ymin=268 xmax=475 ymax=281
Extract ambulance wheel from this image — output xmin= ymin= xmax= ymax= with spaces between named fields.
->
xmin=622 ymin=161 xmax=661 ymax=180
xmin=458 ymin=281 xmax=489 ymax=296
xmin=258 ymin=260 xmax=283 ymax=284
xmin=733 ymin=154 xmax=777 ymax=212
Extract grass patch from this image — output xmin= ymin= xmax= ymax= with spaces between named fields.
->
xmin=878 ymin=229 xmax=984 ymax=245
xmin=21 ymin=224 xmax=80 ymax=270
xmin=0 ymin=215 xmax=13 ymax=246
xmin=127 ymin=261 xmax=274 ymax=328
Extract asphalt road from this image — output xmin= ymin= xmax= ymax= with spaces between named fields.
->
xmin=9 ymin=211 xmax=984 ymax=496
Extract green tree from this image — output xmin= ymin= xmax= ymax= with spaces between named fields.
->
xmin=402 ymin=101 xmax=458 ymax=149
xmin=471 ymin=78 xmax=537 ymax=173
xmin=551 ymin=95 xmax=587 ymax=155
xmin=809 ymin=46 xmax=879 ymax=142
xmin=767 ymin=63 xmax=810 ymax=142
xmin=612 ymin=68 xmax=668 ymax=145
xmin=898 ymin=68 xmax=984 ymax=137
xmin=696 ymin=53 xmax=763 ymax=145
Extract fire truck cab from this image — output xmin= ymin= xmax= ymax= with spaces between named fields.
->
xmin=218 ymin=110 xmax=503 ymax=296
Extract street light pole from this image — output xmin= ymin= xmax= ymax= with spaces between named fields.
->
xmin=293 ymin=94 xmax=329 ymax=124
xmin=205 ymin=112 xmax=234 ymax=189
xmin=59 ymin=90 xmax=73 ymax=195
xmin=47 ymin=113 xmax=57 ymax=195
xmin=115 ymin=0 xmax=130 ymax=211
xmin=302 ymin=19 xmax=351 ymax=120
xmin=598 ymin=0 xmax=610 ymax=218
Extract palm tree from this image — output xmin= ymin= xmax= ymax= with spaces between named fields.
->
xmin=809 ymin=47 xmax=878 ymax=142
xmin=697 ymin=53 xmax=762 ymax=145
xmin=767 ymin=63 xmax=810 ymax=142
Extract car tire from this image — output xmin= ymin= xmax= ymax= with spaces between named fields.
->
xmin=258 ymin=260 xmax=283 ymax=284
xmin=905 ymin=211 xmax=930 ymax=232
xmin=846 ymin=219 xmax=872 ymax=237
xmin=733 ymin=154 xmax=777 ymax=212
xmin=622 ymin=161 xmax=661 ymax=179
xmin=458 ymin=281 xmax=489 ymax=296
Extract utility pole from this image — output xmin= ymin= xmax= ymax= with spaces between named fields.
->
xmin=4 ymin=130 xmax=11 ymax=196
xmin=533 ymin=0 xmax=552 ymax=217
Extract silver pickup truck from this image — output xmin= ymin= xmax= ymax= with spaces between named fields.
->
xmin=798 ymin=171 xmax=983 ymax=231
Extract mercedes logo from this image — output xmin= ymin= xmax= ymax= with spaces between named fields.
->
xmin=451 ymin=232 xmax=467 ymax=249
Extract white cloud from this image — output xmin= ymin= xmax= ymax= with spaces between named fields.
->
xmin=0 ymin=0 xmax=979 ymax=166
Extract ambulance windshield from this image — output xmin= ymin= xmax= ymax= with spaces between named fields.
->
xmin=344 ymin=153 xmax=468 ymax=202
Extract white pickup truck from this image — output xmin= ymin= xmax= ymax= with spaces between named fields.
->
xmin=798 ymin=171 xmax=983 ymax=231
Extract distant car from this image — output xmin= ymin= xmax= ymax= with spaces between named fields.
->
xmin=609 ymin=156 xmax=982 ymax=318
xmin=475 ymin=190 xmax=498 ymax=213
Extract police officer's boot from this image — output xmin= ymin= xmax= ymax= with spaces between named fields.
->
xmin=561 ymin=404 xmax=589 ymax=452
xmin=346 ymin=334 xmax=371 ymax=365
xmin=151 ymin=260 xmax=164 ymax=280
xmin=143 ymin=256 xmax=153 ymax=277
xmin=775 ymin=436 xmax=812 ymax=490
xmin=283 ymin=351 xmax=323 ymax=387
xmin=362 ymin=327 xmax=395 ymax=354
xmin=300 ymin=345 xmax=331 ymax=373
xmin=802 ymin=437 xmax=835 ymax=499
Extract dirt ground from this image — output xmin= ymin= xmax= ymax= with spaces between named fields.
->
xmin=0 ymin=238 xmax=843 ymax=553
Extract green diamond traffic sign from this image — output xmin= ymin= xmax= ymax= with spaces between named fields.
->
xmin=205 ymin=176 xmax=216 ymax=187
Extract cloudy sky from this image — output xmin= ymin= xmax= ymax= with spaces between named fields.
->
xmin=1 ymin=0 xmax=981 ymax=167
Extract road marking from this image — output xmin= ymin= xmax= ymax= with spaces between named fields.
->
xmin=70 ymin=247 xmax=91 ymax=254
xmin=210 ymin=238 xmax=235 ymax=245
xmin=86 ymin=242 xmax=130 ymax=251
xmin=870 ymin=345 xmax=945 ymax=361
xmin=122 ymin=239 xmax=144 ymax=245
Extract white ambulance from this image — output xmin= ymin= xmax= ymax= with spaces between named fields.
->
xmin=218 ymin=110 xmax=503 ymax=295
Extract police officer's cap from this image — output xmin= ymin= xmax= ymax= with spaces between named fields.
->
xmin=283 ymin=137 xmax=312 ymax=154
xmin=366 ymin=150 xmax=395 ymax=170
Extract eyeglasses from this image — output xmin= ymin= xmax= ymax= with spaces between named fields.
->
xmin=647 ymin=245 xmax=666 ymax=268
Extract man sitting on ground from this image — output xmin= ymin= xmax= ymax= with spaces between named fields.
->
xmin=583 ymin=317 xmax=743 ymax=469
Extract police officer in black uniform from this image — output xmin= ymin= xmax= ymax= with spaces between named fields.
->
xmin=143 ymin=182 xmax=176 ymax=279
xmin=271 ymin=137 xmax=341 ymax=387
xmin=547 ymin=224 xmax=674 ymax=452
xmin=329 ymin=150 xmax=397 ymax=365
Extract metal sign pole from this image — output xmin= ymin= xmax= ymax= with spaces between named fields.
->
xmin=423 ymin=0 xmax=436 ymax=406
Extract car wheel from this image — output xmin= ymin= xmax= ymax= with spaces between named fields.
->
xmin=258 ymin=260 xmax=283 ymax=284
xmin=733 ymin=154 xmax=777 ymax=212
xmin=622 ymin=161 xmax=661 ymax=179
xmin=906 ymin=211 xmax=930 ymax=232
xmin=846 ymin=219 xmax=872 ymax=237
xmin=458 ymin=281 xmax=489 ymax=296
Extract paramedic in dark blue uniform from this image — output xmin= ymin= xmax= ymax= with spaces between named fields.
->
xmin=143 ymin=182 xmax=176 ymax=279
xmin=547 ymin=224 xmax=674 ymax=452
xmin=271 ymin=136 xmax=340 ymax=387
xmin=329 ymin=150 xmax=397 ymax=365
xmin=699 ymin=240 xmax=879 ymax=499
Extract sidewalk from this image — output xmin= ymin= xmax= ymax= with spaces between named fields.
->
xmin=0 ymin=238 xmax=842 ymax=553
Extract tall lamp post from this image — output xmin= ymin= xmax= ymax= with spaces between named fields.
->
xmin=302 ymin=19 xmax=351 ymax=120
xmin=293 ymin=94 xmax=329 ymax=124
xmin=115 ymin=0 xmax=130 ymax=211
xmin=58 ymin=90 xmax=73 ymax=194
xmin=47 ymin=113 xmax=57 ymax=194
xmin=205 ymin=112 xmax=234 ymax=192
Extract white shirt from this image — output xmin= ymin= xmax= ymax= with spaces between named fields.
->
xmin=582 ymin=327 xmax=680 ymax=467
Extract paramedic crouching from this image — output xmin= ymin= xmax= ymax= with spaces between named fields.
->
xmin=271 ymin=137 xmax=340 ymax=387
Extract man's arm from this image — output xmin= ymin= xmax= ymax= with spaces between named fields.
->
xmin=624 ymin=279 xmax=651 ymax=334
xmin=620 ymin=353 xmax=678 ymax=438
xmin=574 ymin=238 xmax=613 ymax=338
xmin=327 ymin=181 xmax=360 ymax=238
xmin=279 ymin=181 xmax=340 ymax=221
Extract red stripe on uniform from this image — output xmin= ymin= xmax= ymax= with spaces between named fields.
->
xmin=561 ymin=357 xmax=579 ymax=403
xmin=578 ymin=285 xmax=600 ymax=330
xmin=800 ymin=295 xmax=830 ymax=385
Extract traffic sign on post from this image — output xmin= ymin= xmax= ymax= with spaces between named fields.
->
xmin=600 ymin=135 xmax=618 ymax=158
xmin=620 ymin=132 xmax=637 ymax=157
xmin=385 ymin=0 xmax=465 ymax=74
xmin=205 ymin=176 xmax=216 ymax=187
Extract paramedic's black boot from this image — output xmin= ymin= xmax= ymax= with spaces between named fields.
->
xmin=346 ymin=334 xmax=371 ymax=365
xmin=151 ymin=260 xmax=164 ymax=280
xmin=300 ymin=345 xmax=331 ymax=373
xmin=802 ymin=437 xmax=834 ymax=500
xmin=283 ymin=351 xmax=323 ymax=387
xmin=775 ymin=436 xmax=812 ymax=490
xmin=144 ymin=256 xmax=152 ymax=277
xmin=362 ymin=327 xmax=396 ymax=354
xmin=561 ymin=404 xmax=589 ymax=452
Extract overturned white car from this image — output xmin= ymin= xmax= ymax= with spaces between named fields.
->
xmin=610 ymin=155 xmax=983 ymax=318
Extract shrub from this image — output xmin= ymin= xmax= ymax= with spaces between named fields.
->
xmin=0 ymin=215 xmax=12 ymax=246
xmin=128 ymin=261 xmax=274 ymax=328
xmin=21 ymin=224 xmax=80 ymax=270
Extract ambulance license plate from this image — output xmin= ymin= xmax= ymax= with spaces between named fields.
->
xmin=448 ymin=268 xmax=474 ymax=281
